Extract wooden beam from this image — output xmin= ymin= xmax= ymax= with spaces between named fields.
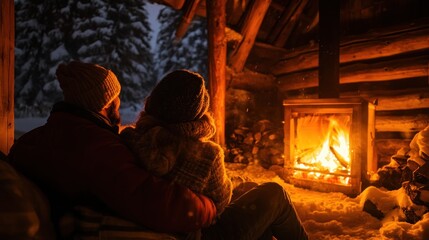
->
xmin=266 ymin=0 xmax=301 ymax=44
xmin=286 ymin=88 xmax=429 ymax=112
xmin=246 ymin=42 xmax=288 ymax=73
xmin=376 ymin=114 xmax=429 ymax=132
xmin=225 ymin=27 xmax=242 ymax=44
xmin=151 ymin=0 xmax=185 ymax=10
xmin=207 ymin=0 xmax=227 ymax=146
xmin=278 ymin=55 xmax=429 ymax=92
xmin=273 ymin=23 xmax=429 ymax=75
xmin=273 ymin=0 xmax=310 ymax=48
xmin=0 ymin=0 xmax=14 ymax=155
xmin=370 ymin=92 xmax=429 ymax=111
xmin=228 ymin=0 xmax=271 ymax=73
xmin=226 ymin=67 xmax=276 ymax=91
xmin=174 ymin=0 xmax=201 ymax=42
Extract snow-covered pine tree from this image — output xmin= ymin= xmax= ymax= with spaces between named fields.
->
xmin=40 ymin=0 xmax=71 ymax=111
xmin=15 ymin=0 xmax=70 ymax=117
xmin=153 ymin=6 xmax=180 ymax=80
xmin=106 ymin=0 xmax=155 ymax=107
xmin=14 ymin=0 xmax=162 ymax=116
xmin=67 ymin=0 xmax=112 ymax=64
xmin=154 ymin=6 xmax=208 ymax=81
xmin=15 ymin=0 xmax=44 ymax=116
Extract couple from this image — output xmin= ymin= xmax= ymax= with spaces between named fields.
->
xmin=9 ymin=61 xmax=308 ymax=240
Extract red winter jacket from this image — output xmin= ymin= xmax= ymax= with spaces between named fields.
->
xmin=8 ymin=102 xmax=216 ymax=234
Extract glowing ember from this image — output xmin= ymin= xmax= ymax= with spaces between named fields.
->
xmin=293 ymin=114 xmax=352 ymax=186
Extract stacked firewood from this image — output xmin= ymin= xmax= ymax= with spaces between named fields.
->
xmin=225 ymin=119 xmax=284 ymax=169
xmin=367 ymin=126 xmax=429 ymax=223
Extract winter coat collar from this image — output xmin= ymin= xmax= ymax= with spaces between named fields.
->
xmin=51 ymin=101 xmax=119 ymax=134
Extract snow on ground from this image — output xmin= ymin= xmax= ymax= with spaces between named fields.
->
xmin=14 ymin=115 xmax=429 ymax=240
xmin=226 ymin=162 xmax=429 ymax=240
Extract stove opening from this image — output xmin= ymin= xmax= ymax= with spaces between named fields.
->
xmin=283 ymin=98 xmax=376 ymax=196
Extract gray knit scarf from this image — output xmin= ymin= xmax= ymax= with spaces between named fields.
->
xmin=135 ymin=112 xmax=216 ymax=141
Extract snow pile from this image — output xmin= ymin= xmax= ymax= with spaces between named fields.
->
xmin=226 ymin=162 xmax=429 ymax=240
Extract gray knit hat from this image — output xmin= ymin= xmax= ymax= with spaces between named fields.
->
xmin=144 ymin=69 xmax=209 ymax=123
xmin=56 ymin=61 xmax=121 ymax=112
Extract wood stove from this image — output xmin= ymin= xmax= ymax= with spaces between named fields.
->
xmin=283 ymin=98 xmax=376 ymax=196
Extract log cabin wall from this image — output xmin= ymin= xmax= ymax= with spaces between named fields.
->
xmin=273 ymin=26 xmax=429 ymax=166
xmin=226 ymin=0 xmax=429 ymax=167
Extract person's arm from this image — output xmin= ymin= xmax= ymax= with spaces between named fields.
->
xmin=85 ymin=133 xmax=216 ymax=233
xmin=203 ymin=144 xmax=233 ymax=214
xmin=134 ymin=126 xmax=181 ymax=176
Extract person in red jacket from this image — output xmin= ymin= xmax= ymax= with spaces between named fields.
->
xmin=9 ymin=61 xmax=215 ymax=238
xmin=9 ymin=61 xmax=308 ymax=240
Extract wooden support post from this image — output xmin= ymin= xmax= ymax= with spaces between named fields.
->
xmin=207 ymin=0 xmax=227 ymax=146
xmin=228 ymin=0 xmax=271 ymax=73
xmin=318 ymin=0 xmax=340 ymax=98
xmin=0 ymin=0 xmax=14 ymax=155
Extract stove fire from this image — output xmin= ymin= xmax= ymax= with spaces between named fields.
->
xmin=293 ymin=114 xmax=351 ymax=186
xmin=283 ymin=98 xmax=376 ymax=196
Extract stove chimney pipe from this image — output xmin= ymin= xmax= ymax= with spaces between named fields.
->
xmin=318 ymin=0 xmax=340 ymax=98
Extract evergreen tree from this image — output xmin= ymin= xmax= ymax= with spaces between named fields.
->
xmin=15 ymin=0 xmax=70 ymax=117
xmin=68 ymin=0 xmax=154 ymax=107
xmin=67 ymin=0 xmax=112 ymax=63
xmin=15 ymin=0 xmax=44 ymax=115
xmin=154 ymin=6 xmax=208 ymax=81
xmin=15 ymin=0 xmax=156 ymax=116
xmin=106 ymin=0 xmax=155 ymax=107
xmin=40 ymin=0 xmax=71 ymax=109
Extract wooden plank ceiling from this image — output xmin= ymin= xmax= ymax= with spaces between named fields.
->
xmin=150 ymin=0 xmax=429 ymax=75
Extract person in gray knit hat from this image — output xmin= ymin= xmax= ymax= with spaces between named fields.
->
xmin=121 ymin=69 xmax=233 ymax=215
xmin=144 ymin=69 xmax=210 ymax=123
xmin=122 ymin=69 xmax=308 ymax=240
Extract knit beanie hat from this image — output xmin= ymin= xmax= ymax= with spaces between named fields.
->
xmin=144 ymin=69 xmax=209 ymax=123
xmin=56 ymin=61 xmax=121 ymax=112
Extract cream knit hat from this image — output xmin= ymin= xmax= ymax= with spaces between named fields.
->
xmin=56 ymin=61 xmax=121 ymax=112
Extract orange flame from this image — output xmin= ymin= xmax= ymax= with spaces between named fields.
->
xmin=293 ymin=115 xmax=351 ymax=185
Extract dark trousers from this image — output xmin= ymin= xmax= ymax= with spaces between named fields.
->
xmin=201 ymin=182 xmax=308 ymax=240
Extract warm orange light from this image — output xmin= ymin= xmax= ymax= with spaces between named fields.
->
xmin=293 ymin=115 xmax=351 ymax=186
